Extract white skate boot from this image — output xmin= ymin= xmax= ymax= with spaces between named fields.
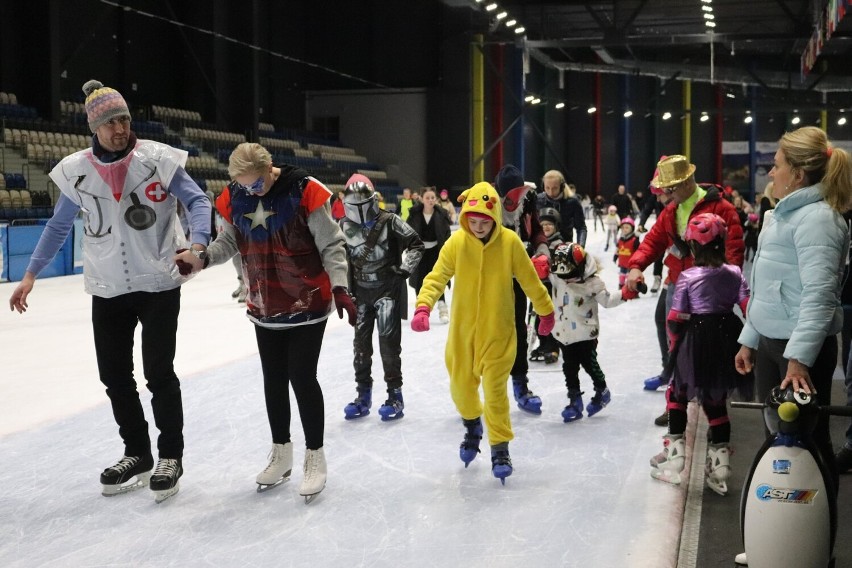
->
xmin=650 ymin=434 xmax=686 ymax=485
xmin=256 ymin=442 xmax=293 ymax=493
xmin=299 ymin=447 xmax=327 ymax=504
xmin=437 ymin=300 xmax=449 ymax=324
xmin=705 ymin=442 xmax=731 ymax=496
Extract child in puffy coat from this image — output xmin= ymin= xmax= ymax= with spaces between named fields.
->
xmin=603 ymin=205 xmax=620 ymax=251
xmin=548 ymin=242 xmax=635 ymax=423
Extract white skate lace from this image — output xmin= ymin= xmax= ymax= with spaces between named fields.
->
xmin=107 ymin=456 xmax=139 ymax=473
xmin=263 ymin=447 xmax=283 ymax=473
xmin=153 ymin=459 xmax=179 ymax=478
xmin=304 ymin=452 xmax=319 ymax=478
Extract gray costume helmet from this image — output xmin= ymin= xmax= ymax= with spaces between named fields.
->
xmin=343 ymin=175 xmax=379 ymax=225
xmin=538 ymin=207 xmax=561 ymax=225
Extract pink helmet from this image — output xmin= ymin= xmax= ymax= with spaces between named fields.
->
xmin=619 ymin=217 xmax=635 ymax=228
xmin=685 ymin=213 xmax=728 ymax=245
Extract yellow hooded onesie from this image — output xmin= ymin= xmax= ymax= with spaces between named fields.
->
xmin=415 ymin=182 xmax=553 ymax=445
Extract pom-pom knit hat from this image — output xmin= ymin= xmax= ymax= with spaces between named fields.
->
xmin=82 ymin=80 xmax=131 ymax=133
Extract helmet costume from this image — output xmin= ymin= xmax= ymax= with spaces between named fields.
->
xmin=343 ymin=173 xmax=380 ymax=226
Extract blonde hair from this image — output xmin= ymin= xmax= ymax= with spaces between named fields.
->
xmin=763 ymin=181 xmax=776 ymax=208
xmin=228 ymin=142 xmax=272 ymax=179
xmin=543 ymin=169 xmax=569 ymax=198
xmin=779 ymin=126 xmax=852 ymax=212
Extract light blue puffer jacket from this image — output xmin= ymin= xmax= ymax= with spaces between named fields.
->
xmin=739 ymin=184 xmax=849 ymax=366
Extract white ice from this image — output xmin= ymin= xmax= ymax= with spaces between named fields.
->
xmin=0 ymin=224 xmax=688 ymax=568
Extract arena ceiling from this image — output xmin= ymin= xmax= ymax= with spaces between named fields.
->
xmin=454 ymin=0 xmax=852 ymax=93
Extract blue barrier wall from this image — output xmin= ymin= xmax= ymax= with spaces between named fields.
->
xmin=1 ymin=223 xmax=74 ymax=282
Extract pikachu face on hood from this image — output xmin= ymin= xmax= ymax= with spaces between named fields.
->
xmin=458 ymin=181 xmax=503 ymax=238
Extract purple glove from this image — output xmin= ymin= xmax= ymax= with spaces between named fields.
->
xmin=532 ymin=255 xmax=550 ymax=279
xmin=621 ymin=284 xmax=639 ymax=301
xmin=411 ymin=306 xmax=431 ymax=332
xmin=333 ymin=287 xmax=357 ymax=326
xmin=537 ymin=312 xmax=555 ymax=336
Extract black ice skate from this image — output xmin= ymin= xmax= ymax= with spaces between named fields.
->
xmin=100 ymin=455 xmax=154 ymax=497
xmin=150 ymin=458 xmax=183 ymax=503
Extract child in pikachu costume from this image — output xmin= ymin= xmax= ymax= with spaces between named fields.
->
xmin=411 ymin=181 xmax=555 ymax=484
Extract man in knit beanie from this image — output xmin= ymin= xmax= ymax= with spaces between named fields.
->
xmin=82 ymin=79 xmax=131 ymax=134
xmin=9 ymin=79 xmax=211 ymax=504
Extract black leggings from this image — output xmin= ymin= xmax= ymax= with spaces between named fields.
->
xmin=255 ymin=321 xmax=327 ymax=450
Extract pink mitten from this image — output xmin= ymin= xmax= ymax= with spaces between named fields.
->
xmin=532 ymin=254 xmax=550 ymax=279
xmin=537 ymin=312 xmax=555 ymax=336
xmin=411 ymin=306 xmax=431 ymax=332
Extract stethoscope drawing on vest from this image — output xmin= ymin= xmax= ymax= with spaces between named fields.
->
xmin=74 ymin=168 xmax=159 ymax=235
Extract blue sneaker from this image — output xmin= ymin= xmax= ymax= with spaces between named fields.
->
xmin=343 ymin=388 xmax=372 ymax=420
xmin=378 ymin=388 xmax=405 ymax=421
xmin=459 ymin=417 xmax=483 ymax=467
xmin=561 ymin=390 xmax=584 ymax=423
xmin=512 ymin=377 xmax=542 ymax=414
xmin=643 ymin=375 xmax=667 ymax=391
xmin=490 ymin=443 xmax=513 ymax=485
xmin=586 ymin=387 xmax=611 ymax=417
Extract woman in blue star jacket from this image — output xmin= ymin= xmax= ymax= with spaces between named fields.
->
xmin=189 ymin=142 xmax=355 ymax=502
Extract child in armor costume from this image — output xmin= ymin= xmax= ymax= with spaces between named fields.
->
xmin=649 ymin=213 xmax=752 ymax=495
xmin=548 ymin=242 xmax=636 ymax=422
xmin=614 ymin=217 xmax=640 ymax=287
xmin=411 ymin=181 xmax=555 ymax=484
xmin=339 ymin=174 xmax=424 ymax=421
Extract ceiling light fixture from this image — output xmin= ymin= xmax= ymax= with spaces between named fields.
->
xmin=705 ymin=21 xmax=716 ymax=28
xmin=701 ymin=0 xmax=712 ymax=3
xmin=623 ymin=110 xmax=633 ymax=118
xmin=555 ymin=102 xmax=565 ymax=109
xmin=744 ymin=116 xmax=753 ymax=124
xmin=524 ymin=95 xmax=534 ymax=102
xmin=726 ymin=93 xmax=735 ymax=99
xmin=839 ymin=117 xmax=848 ymax=126
xmin=485 ymin=3 xmax=497 ymax=12
xmin=700 ymin=113 xmax=710 ymax=122
xmin=496 ymin=11 xmax=507 ymax=20
xmin=704 ymin=13 xmax=715 ymax=19
xmin=587 ymin=106 xmax=597 ymax=114
xmin=505 ymin=19 xmax=516 ymax=27
xmin=531 ymin=98 xmax=541 ymax=105
xmin=662 ymin=112 xmax=672 ymax=120
xmin=791 ymin=116 xmax=801 ymax=125
xmin=702 ymin=5 xmax=713 ymax=11
xmin=514 ymin=26 xmax=526 ymax=34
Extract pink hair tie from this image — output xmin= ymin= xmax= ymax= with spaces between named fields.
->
xmin=826 ymin=146 xmax=833 ymax=158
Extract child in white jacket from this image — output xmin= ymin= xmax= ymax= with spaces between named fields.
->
xmin=548 ymin=242 xmax=634 ymax=422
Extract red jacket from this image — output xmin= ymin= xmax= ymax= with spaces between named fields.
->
xmin=627 ymin=185 xmax=744 ymax=284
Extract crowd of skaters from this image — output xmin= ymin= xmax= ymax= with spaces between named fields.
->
xmin=9 ymin=81 xmax=852 ymax=540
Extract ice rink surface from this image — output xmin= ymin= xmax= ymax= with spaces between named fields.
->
xmin=1 ymin=224 xmax=692 ymax=567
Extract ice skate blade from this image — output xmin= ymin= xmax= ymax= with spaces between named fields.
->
xmin=343 ymin=410 xmax=370 ymax=420
xmin=153 ymin=483 xmax=180 ymax=504
xmin=301 ymin=489 xmax=324 ymax=504
xmin=379 ymin=410 xmax=404 ymax=422
xmin=101 ymin=471 xmax=151 ymax=497
xmin=650 ymin=469 xmax=682 ymax=485
xmin=705 ymin=478 xmax=728 ymax=496
xmin=256 ymin=475 xmax=290 ymax=493
xmin=516 ymin=402 xmax=542 ymax=415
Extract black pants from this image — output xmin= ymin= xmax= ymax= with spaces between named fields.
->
xmin=655 ymin=288 xmax=669 ymax=368
xmin=255 ymin=321 xmax=327 ymax=450
xmin=353 ymin=279 xmax=403 ymax=391
xmin=510 ymin=279 xmax=529 ymax=380
xmin=559 ymin=339 xmax=606 ymax=393
xmin=755 ymin=334 xmax=838 ymax=488
xmin=92 ymin=288 xmax=183 ymax=459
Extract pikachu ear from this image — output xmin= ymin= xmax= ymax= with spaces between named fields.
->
xmin=457 ymin=189 xmax=469 ymax=204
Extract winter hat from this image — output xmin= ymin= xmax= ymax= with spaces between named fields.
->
xmin=83 ymin=80 xmax=131 ymax=133
xmin=440 ymin=189 xmax=449 ymax=198
xmin=493 ymin=164 xmax=536 ymax=196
